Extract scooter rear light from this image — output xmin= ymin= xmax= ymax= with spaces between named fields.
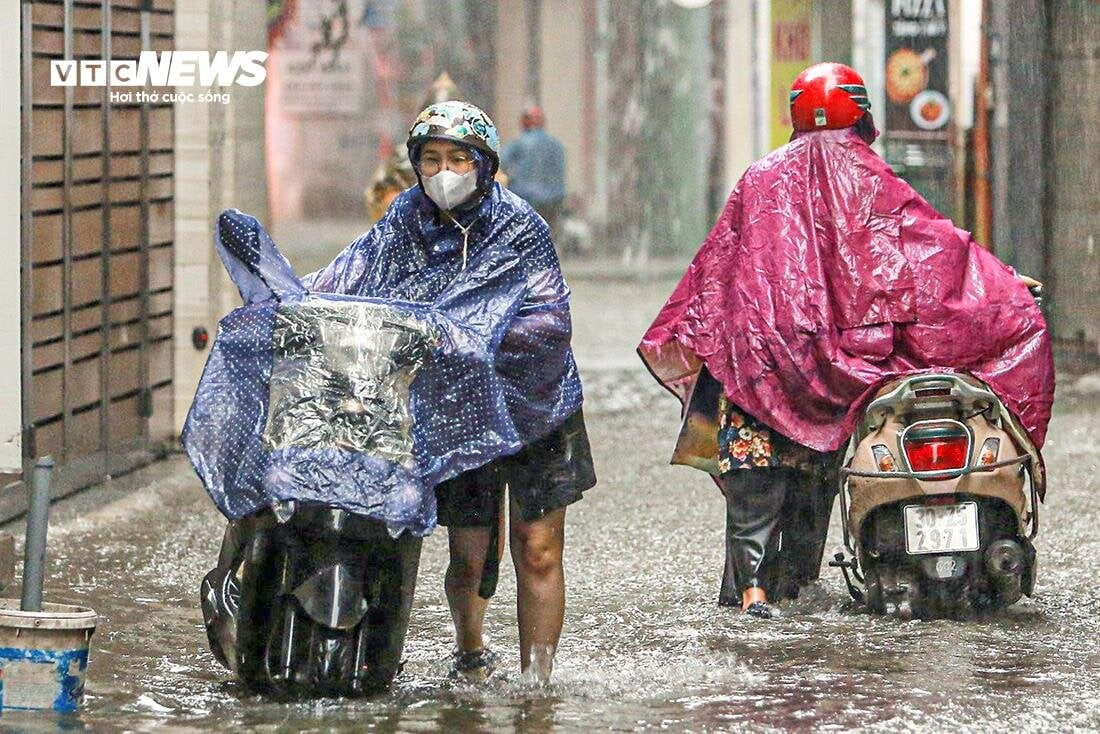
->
xmin=902 ymin=422 xmax=970 ymax=473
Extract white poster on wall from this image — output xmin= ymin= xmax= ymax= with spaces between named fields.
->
xmin=274 ymin=0 xmax=365 ymax=115
xmin=277 ymin=51 xmax=363 ymax=115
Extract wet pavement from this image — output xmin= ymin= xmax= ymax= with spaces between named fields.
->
xmin=4 ymin=276 xmax=1100 ymax=732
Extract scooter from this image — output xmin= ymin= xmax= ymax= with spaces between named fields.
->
xmin=201 ymin=504 xmax=421 ymax=697
xmin=198 ymin=298 xmax=435 ymax=696
xmin=195 ymin=215 xmax=436 ymax=695
xmin=832 ymin=372 xmax=1045 ymax=618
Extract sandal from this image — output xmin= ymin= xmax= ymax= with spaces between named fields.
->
xmin=744 ymin=601 xmax=779 ymax=619
xmin=450 ymin=647 xmax=498 ymax=683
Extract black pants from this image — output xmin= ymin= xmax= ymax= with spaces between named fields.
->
xmin=434 ymin=410 xmax=596 ymax=599
xmin=718 ymin=467 xmax=836 ymax=606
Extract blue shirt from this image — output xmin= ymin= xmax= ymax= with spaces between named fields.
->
xmin=501 ymin=129 xmax=566 ymax=207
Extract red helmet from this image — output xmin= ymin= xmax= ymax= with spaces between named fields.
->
xmin=789 ymin=62 xmax=871 ymax=132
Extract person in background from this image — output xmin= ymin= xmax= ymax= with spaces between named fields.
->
xmin=500 ymin=105 xmax=566 ymax=239
xmin=364 ymin=146 xmax=417 ymax=224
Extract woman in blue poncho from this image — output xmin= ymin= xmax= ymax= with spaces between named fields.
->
xmin=307 ymin=101 xmax=596 ymax=683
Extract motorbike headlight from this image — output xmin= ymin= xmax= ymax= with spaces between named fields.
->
xmin=872 ymin=444 xmax=896 ymax=472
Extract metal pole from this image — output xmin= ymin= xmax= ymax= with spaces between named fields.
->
xmin=1004 ymin=0 xmax=1047 ymax=282
xmin=21 ymin=456 xmax=55 ymax=612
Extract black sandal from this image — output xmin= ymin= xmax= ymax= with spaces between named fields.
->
xmin=745 ymin=601 xmax=779 ymax=619
xmin=450 ymin=647 xmax=498 ymax=682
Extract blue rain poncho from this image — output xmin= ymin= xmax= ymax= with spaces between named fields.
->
xmin=183 ymin=187 xmax=583 ymax=536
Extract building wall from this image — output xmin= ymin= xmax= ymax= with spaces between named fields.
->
xmin=0 ymin=2 xmax=21 ymax=472
xmin=851 ymin=0 xmax=885 ymax=146
xmin=265 ymin=3 xmax=500 ymax=226
xmin=724 ymin=1 xmax=758 ymax=188
xmin=1047 ymin=0 xmax=1100 ymax=341
xmin=814 ymin=0 xmax=852 ymax=65
xmin=264 ymin=44 xmax=375 ymax=221
xmin=503 ymin=0 xmax=746 ymax=253
xmin=494 ymin=0 xmax=593 ymax=223
xmin=494 ymin=0 xmax=533 ymax=155
xmin=173 ymin=0 xmax=268 ymax=434
xmin=538 ymin=0 xmax=588 ymax=201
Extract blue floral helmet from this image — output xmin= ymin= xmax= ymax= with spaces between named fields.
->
xmin=407 ymin=100 xmax=501 ymax=184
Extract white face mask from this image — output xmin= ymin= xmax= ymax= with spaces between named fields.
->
xmin=422 ymin=168 xmax=478 ymax=211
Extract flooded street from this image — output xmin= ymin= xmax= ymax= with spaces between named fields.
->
xmin=4 ymin=276 xmax=1100 ymax=732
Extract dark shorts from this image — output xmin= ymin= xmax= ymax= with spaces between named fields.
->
xmin=435 ymin=410 xmax=597 ymax=527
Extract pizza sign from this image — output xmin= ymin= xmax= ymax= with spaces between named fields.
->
xmin=882 ymin=0 xmax=954 ymax=215
xmin=884 ymin=0 xmax=950 ymax=136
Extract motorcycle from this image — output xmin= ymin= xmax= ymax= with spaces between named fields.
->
xmin=191 ymin=206 xmax=566 ymax=695
xmin=195 ymin=232 xmax=438 ymax=696
xmin=201 ymin=504 xmax=421 ymax=697
xmin=832 ymin=371 xmax=1045 ymax=618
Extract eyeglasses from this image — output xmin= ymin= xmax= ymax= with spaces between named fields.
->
xmin=418 ymin=151 xmax=475 ymax=176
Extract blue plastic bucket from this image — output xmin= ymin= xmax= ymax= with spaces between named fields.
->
xmin=0 ymin=599 xmax=97 ymax=712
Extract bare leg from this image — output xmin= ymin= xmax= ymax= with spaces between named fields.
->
xmin=742 ymin=586 xmax=767 ymax=609
xmin=445 ymin=526 xmax=492 ymax=653
xmin=509 ymin=501 xmax=567 ymax=682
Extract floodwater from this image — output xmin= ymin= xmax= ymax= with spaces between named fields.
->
xmin=4 ymin=278 xmax=1100 ymax=732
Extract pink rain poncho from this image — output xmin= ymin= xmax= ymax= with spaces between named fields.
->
xmin=638 ymin=128 xmax=1054 ymax=467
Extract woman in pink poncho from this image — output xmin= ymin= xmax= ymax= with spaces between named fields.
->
xmin=638 ymin=63 xmax=1054 ymax=618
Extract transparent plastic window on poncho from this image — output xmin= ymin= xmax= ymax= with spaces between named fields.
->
xmin=264 ymin=301 xmax=440 ymax=464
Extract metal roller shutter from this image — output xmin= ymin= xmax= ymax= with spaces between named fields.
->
xmin=19 ymin=0 xmax=175 ymax=505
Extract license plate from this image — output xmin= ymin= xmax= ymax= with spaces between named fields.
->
xmin=903 ymin=502 xmax=979 ymax=554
